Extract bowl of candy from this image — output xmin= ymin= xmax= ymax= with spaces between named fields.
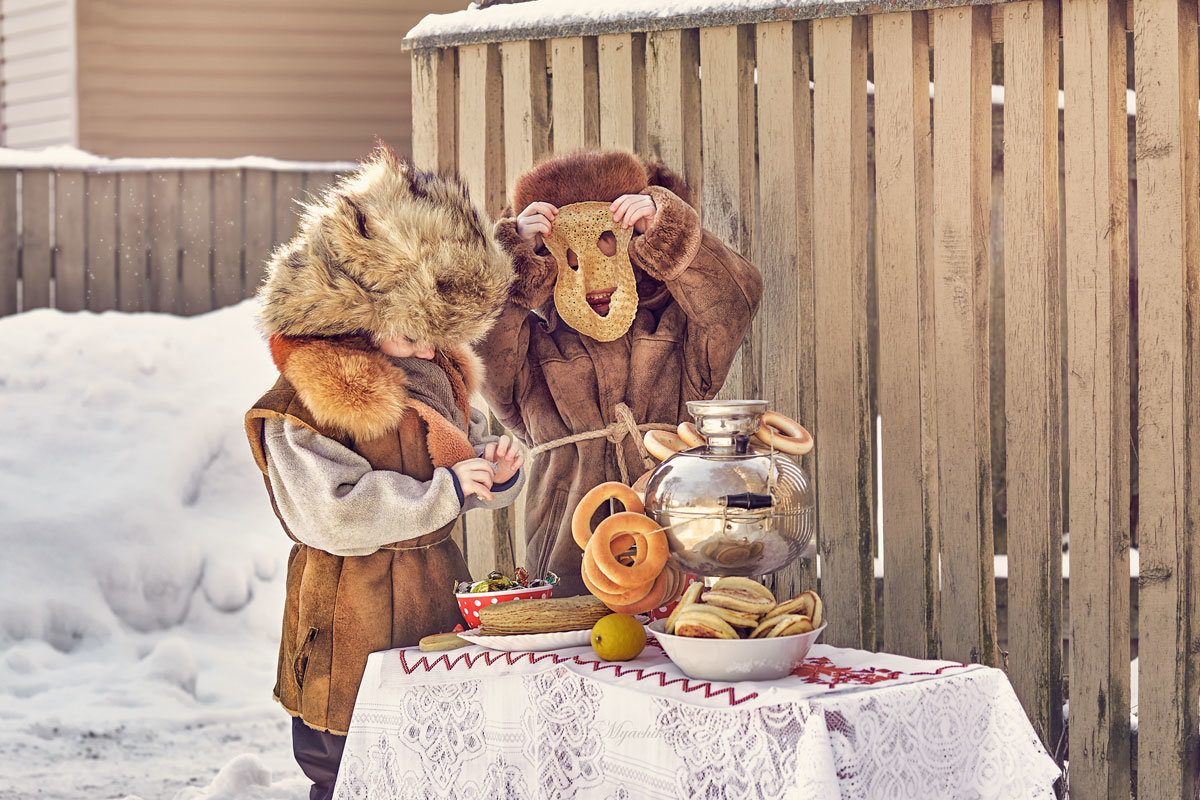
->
xmin=454 ymin=568 xmax=558 ymax=628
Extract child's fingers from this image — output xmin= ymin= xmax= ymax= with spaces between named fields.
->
xmin=483 ymin=442 xmax=497 ymax=462
xmin=627 ymin=205 xmax=655 ymax=229
xmin=611 ymin=195 xmax=639 ymax=223
xmin=510 ymin=453 xmax=525 ymax=471
xmin=609 ymin=194 xmax=639 ymax=212
xmin=495 ymin=435 xmax=512 ymax=458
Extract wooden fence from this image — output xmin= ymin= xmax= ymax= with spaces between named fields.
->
xmin=405 ymin=0 xmax=1198 ymax=796
xmin=0 ymin=158 xmax=346 ymax=317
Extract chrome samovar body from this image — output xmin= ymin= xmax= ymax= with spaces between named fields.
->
xmin=643 ymin=400 xmax=814 ymax=578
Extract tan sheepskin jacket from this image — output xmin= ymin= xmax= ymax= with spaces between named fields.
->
xmin=246 ymin=336 xmax=484 ymax=734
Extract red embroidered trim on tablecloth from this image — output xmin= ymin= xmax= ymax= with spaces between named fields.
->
xmin=392 ymin=642 xmax=971 ymax=708
xmin=394 ymin=641 xmax=760 ymax=706
xmin=792 ymin=657 xmax=967 ymax=688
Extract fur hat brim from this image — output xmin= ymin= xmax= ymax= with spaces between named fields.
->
xmin=257 ymin=147 xmax=513 ymax=350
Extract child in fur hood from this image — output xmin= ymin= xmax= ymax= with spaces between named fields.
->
xmin=478 ymin=149 xmax=763 ymax=599
xmin=243 ymin=147 xmax=519 ymax=800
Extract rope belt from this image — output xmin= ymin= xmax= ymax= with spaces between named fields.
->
xmin=529 ymin=402 xmax=676 ymax=484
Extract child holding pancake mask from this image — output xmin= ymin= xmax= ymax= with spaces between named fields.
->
xmin=477 ymin=149 xmax=764 ymax=598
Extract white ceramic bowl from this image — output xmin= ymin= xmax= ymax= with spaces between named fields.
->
xmin=647 ymin=618 xmax=826 ymax=681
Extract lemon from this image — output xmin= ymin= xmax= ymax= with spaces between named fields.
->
xmin=590 ymin=613 xmax=647 ymax=661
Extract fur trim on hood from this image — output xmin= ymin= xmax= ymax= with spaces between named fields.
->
xmin=257 ymin=146 xmax=513 ymax=350
xmin=268 ymin=334 xmax=483 ymax=443
xmin=510 ymin=150 xmax=694 ymax=213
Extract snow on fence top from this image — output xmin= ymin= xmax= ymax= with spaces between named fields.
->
xmin=0 ymin=146 xmax=357 ymax=174
xmin=403 ymin=0 xmax=1014 ymax=49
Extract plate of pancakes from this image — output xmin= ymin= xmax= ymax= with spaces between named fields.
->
xmin=646 ymin=577 xmax=826 ymax=681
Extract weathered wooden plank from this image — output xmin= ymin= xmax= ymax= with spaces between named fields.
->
xmin=700 ymin=25 xmax=757 ymax=400
xmin=303 ymin=171 xmax=336 ymax=201
xmin=1133 ymin=0 xmax=1200 ymax=794
xmin=1003 ymin=0 xmax=1063 ymax=750
xmin=754 ymin=20 xmax=817 ymax=599
xmin=459 ymin=43 xmax=510 ymax=576
xmin=873 ymin=10 xmax=939 ymax=660
xmin=489 ymin=413 xmax=518 ymax=578
xmin=0 ymin=171 xmax=17 ymax=317
xmin=180 ymin=170 xmax=213 ymax=316
xmin=148 ymin=171 xmax=181 ymax=314
xmin=458 ymin=43 xmax=506 ymax=218
xmin=85 ymin=172 xmax=118 ymax=312
xmin=930 ymin=5 xmax=998 ymax=666
xmin=645 ymin=29 xmax=702 ymax=202
xmin=598 ymin=32 xmax=646 ymax=153
xmin=118 ymin=171 xmax=149 ymax=312
xmin=811 ymin=17 xmax=874 ymax=650
xmin=411 ymin=47 xmax=458 ymax=174
xmin=501 ymin=40 xmax=549 ymax=197
xmin=243 ymin=169 xmax=275 ymax=297
xmin=212 ymin=169 xmax=245 ymax=309
xmin=20 ymin=170 xmax=51 ymax=311
xmin=1063 ymin=0 xmax=1132 ymax=793
xmin=550 ymin=36 xmax=599 ymax=152
xmin=273 ymin=172 xmax=305 ymax=249
xmin=53 ymin=171 xmax=86 ymax=313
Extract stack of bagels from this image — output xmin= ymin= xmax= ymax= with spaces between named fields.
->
xmin=572 ymin=481 xmax=686 ymax=615
xmin=665 ymin=578 xmax=823 ymax=639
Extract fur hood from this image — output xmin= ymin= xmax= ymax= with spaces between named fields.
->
xmin=267 ymin=334 xmax=483 ymax=442
xmin=257 ymin=146 xmax=513 ymax=349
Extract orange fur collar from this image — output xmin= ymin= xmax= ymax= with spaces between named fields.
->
xmin=268 ymin=335 xmax=483 ymax=443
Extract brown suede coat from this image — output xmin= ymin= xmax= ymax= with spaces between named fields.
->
xmin=478 ymin=151 xmax=763 ymax=597
xmin=245 ymin=335 xmax=479 ymax=734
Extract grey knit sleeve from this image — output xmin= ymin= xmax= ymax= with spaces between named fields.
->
xmin=463 ymin=406 xmax=526 ymax=511
xmin=261 ymin=416 xmax=463 ymax=557
xmin=468 ymin=406 xmax=499 ymax=455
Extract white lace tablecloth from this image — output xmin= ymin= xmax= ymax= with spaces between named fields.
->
xmin=332 ymin=639 xmax=1060 ymax=800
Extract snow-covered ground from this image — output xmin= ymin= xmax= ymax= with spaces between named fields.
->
xmin=0 ymin=301 xmax=308 ymax=799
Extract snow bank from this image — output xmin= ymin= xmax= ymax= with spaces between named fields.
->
xmin=0 ymin=301 xmax=306 ymax=799
xmin=0 ymin=145 xmax=356 ymax=173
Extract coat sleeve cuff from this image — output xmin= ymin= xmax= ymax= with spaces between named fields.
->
xmin=629 ymin=185 xmax=702 ymax=282
xmin=491 ymin=469 xmax=520 ymax=493
xmin=495 ymin=217 xmax=557 ymax=310
xmin=444 ymin=467 xmax=466 ymax=507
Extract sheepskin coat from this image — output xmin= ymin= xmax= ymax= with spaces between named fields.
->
xmin=244 ymin=149 xmax=512 ymax=734
xmin=478 ymin=150 xmax=763 ymax=597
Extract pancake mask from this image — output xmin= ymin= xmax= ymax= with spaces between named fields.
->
xmin=543 ymin=202 xmax=637 ymax=342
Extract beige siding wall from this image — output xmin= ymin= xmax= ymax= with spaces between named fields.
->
xmin=74 ymin=0 xmax=463 ymax=161
xmin=1 ymin=0 xmax=78 ymax=148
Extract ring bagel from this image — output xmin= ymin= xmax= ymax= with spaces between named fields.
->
xmin=581 ymin=550 xmax=657 ymax=604
xmin=643 ymin=429 xmax=688 ymax=462
xmin=582 ymin=562 xmax=671 ymax=615
xmin=588 ymin=512 xmax=669 ymax=587
xmin=755 ymin=411 xmax=814 ymax=455
xmin=571 ymin=481 xmax=645 ymax=550
xmin=676 ymin=421 xmax=706 ymax=448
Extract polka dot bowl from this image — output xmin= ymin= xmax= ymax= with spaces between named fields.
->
xmin=456 ymin=584 xmax=554 ymax=629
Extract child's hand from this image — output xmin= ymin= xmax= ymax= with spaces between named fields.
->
xmin=610 ymin=194 xmax=656 ymax=233
xmin=451 ymin=458 xmax=496 ymax=502
xmin=516 ymin=202 xmax=558 ymax=244
xmin=484 ymin=435 xmax=524 ymax=485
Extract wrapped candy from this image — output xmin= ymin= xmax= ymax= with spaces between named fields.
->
xmin=453 ymin=568 xmax=558 ymax=593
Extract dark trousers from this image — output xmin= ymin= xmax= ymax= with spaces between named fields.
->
xmin=292 ymin=716 xmax=347 ymax=800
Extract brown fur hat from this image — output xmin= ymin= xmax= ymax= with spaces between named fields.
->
xmin=510 ymin=149 xmax=694 ymax=213
xmin=257 ymin=146 xmax=513 ymax=349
